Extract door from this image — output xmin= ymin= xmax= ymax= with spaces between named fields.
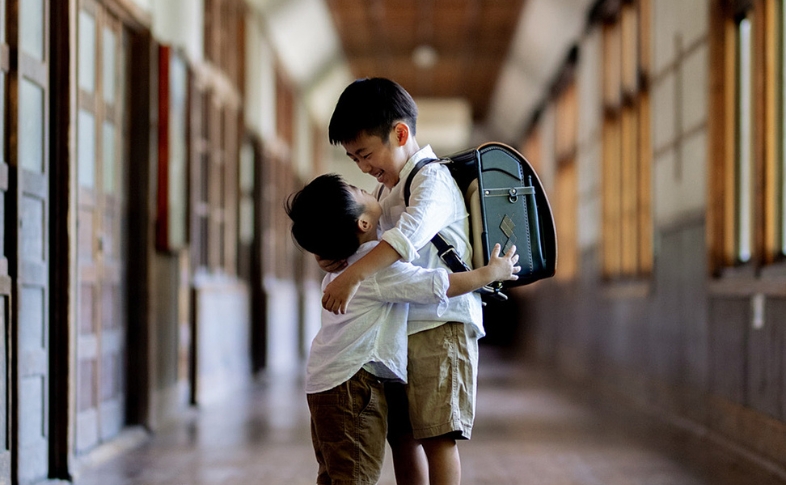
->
xmin=76 ymin=0 xmax=128 ymax=453
xmin=9 ymin=0 xmax=51 ymax=482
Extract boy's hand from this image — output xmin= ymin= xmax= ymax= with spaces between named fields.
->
xmin=486 ymin=244 xmax=520 ymax=282
xmin=315 ymin=254 xmax=347 ymax=273
xmin=322 ymin=271 xmax=360 ymax=314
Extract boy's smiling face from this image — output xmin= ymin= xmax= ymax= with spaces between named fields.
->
xmin=342 ymin=123 xmax=410 ymax=189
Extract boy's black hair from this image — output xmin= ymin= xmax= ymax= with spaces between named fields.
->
xmin=328 ymin=77 xmax=418 ymax=145
xmin=285 ymin=174 xmax=365 ymax=261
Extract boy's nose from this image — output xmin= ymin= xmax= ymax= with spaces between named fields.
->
xmin=357 ymin=160 xmax=372 ymax=173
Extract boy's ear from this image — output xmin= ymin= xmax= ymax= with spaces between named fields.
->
xmin=356 ymin=213 xmax=373 ymax=233
xmin=392 ymin=122 xmax=410 ymax=147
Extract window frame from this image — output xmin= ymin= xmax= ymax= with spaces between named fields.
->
xmin=708 ymin=0 xmax=786 ymax=279
xmin=554 ymin=78 xmax=579 ymax=281
xmin=599 ymin=0 xmax=653 ymax=281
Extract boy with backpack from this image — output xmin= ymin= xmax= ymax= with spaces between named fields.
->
xmin=286 ymin=173 xmax=519 ymax=484
xmin=321 ymin=77 xmax=492 ymax=485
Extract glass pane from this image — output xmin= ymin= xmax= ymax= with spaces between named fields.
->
xmin=119 ymin=33 xmax=128 ymax=206
xmin=737 ymin=16 xmax=753 ymax=263
xmin=19 ymin=80 xmax=43 ymax=173
xmin=0 ymin=75 xmax=5 ymax=164
xmin=20 ymin=0 xmax=44 ymax=61
xmin=200 ymin=153 xmax=209 ymax=203
xmin=78 ymin=110 xmax=96 ymax=188
xmin=0 ymin=0 xmax=5 ymax=43
xmin=170 ymin=55 xmax=187 ymax=174
xmin=79 ymin=10 xmax=96 ymax=93
xmin=102 ymin=27 xmax=116 ymax=104
xmin=239 ymin=142 xmax=254 ymax=193
xmin=168 ymin=55 xmax=188 ymax=249
xmin=103 ymin=121 xmax=115 ymax=194
xmin=239 ymin=198 xmax=254 ymax=244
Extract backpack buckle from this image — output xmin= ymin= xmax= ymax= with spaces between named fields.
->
xmin=437 ymin=246 xmax=472 ymax=273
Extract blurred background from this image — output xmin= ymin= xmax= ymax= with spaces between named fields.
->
xmin=0 ymin=0 xmax=784 ymax=483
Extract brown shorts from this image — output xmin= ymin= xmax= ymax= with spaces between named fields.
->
xmin=307 ymin=369 xmax=388 ymax=485
xmin=387 ymin=322 xmax=479 ymax=441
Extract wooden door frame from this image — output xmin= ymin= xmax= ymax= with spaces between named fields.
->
xmin=125 ymin=29 xmax=154 ymax=428
xmin=246 ymin=134 xmax=266 ymax=374
xmin=49 ymin=0 xmax=75 ymax=478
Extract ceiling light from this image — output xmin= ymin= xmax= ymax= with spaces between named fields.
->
xmin=412 ymin=44 xmax=438 ymax=69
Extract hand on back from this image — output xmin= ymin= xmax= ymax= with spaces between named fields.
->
xmin=322 ymin=273 xmax=360 ymax=315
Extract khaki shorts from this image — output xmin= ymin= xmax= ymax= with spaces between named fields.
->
xmin=307 ymin=369 xmax=388 ymax=485
xmin=388 ymin=322 xmax=479 ymax=441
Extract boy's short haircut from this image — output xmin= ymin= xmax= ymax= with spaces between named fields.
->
xmin=328 ymin=78 xmax=418 ymax=145
xmin=286 ymin=174 xmax=365 ymax=261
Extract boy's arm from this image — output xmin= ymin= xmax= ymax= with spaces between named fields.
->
xmin=370 ymin=244 xmax=519 ymax=306
xmin=322 ymin=165 xmax=458 ymax=314
xmin=445 ymin=244 xmax=519 ymax=297
xmin=322 ymin=240 xmax=401 ymax=314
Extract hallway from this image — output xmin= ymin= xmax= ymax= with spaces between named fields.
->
xmin=73 ymin=349 xmax=786 ymax=485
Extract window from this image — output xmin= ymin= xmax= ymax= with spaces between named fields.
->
xmin=600 ymin=0 xmax=652 ymax=279
xmin=189 ymin=79 xmax=210 ymax=270
xmin=554 ymin=80 xmax=579 ymax=280
xmin=779 ymin=0 xmax=786 ymax=255
xmin=204 ymin=0 xmax=244 ymax=88
xmin=708 ymin=0 xmax=786 ymax=272
xmin=189 ymin=76 xmax=240 ymax=275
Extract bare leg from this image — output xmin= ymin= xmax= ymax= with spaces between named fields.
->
xmin=421 ymin=436 xmax=460 ymax=485
xmin=388 ymin=431 xmax=428 ymax=485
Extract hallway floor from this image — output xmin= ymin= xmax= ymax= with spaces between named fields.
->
xmin=74 ymin=349 xmax=786 ymax=485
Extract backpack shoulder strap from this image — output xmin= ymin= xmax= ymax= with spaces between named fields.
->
xmin=403 ymin=158 xmax=440 ymax=207
xmin=400 ymin=156 xmax=507 ymax=301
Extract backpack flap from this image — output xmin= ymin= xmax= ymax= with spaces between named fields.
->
xmin=404 ymin=143 xmax=557 ymax=293
xmin=476 ymin=143 xmax=557 ymax=287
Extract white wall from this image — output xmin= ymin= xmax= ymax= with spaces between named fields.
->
xmin=244 ymin=15 xmax=277 ymax=142
xmin=650 ymin=0 xmax=710 ymax=228
xmin=151 ymin=0 xmax=204 ymax=62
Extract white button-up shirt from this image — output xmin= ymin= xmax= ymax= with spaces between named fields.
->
xmin=378 ymin=145 xmax=484 ymax=337
xmin=306 ymin=241 xmax=450 ymax=394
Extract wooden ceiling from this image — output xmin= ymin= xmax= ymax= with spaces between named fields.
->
xmin=325 ymin=0 xmax=526 ymax=121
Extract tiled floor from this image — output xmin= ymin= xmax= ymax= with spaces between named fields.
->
xmin=74 ymin=349 xmax=786 ymax=485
